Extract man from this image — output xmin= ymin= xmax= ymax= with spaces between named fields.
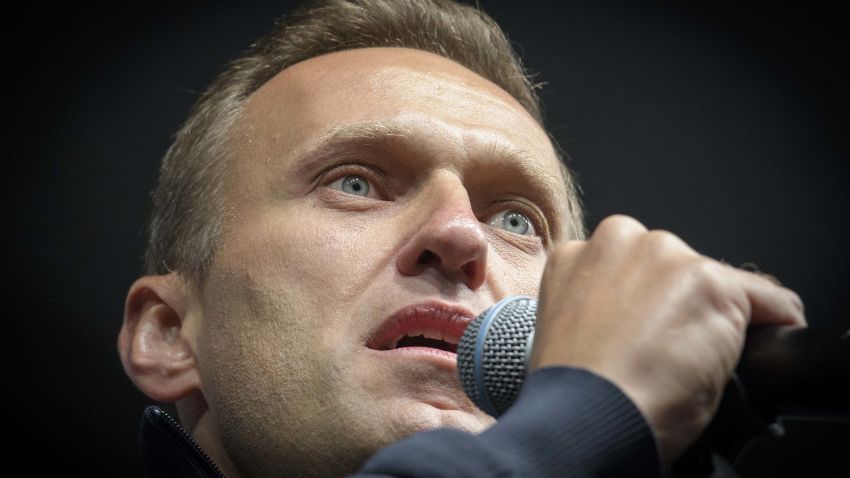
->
xmin=118 ymin=1 xmax=806 ymax=476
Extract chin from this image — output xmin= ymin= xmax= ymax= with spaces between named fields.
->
xmin=440 ymin=409 xmax=496 ymax=434
xmin=395 ymin=401 xmax=496 ymax=437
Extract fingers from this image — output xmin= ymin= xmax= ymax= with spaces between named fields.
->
xmin=538 ymin=214 xmax=807 ymax=463
xmin=587 ymin=215 xmax=650 ymax=256
xmin=728 ymin=266 xmax=807 ymax=327
xmin=594 ymin=215 xmax=806 ymax=329
xmin=547 ymin=215 xmax=806 ymax=331
xmin=539 ymin=239 xmax=585 ymax=300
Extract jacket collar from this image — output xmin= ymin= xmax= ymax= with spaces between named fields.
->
xmin=139 ymin=405 xmax=225 ymax=478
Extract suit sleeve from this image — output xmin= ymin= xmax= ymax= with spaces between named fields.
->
xmin=353 ymin=366 xmax=662 ymax=477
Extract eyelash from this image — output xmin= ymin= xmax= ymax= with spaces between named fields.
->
xmin=318 ymin=164 xmax=548 ymax=241
xmin=319 ymin=163 xmax=389 ymax=198
xmin=487 ymin=202 xmax=547 ymax=242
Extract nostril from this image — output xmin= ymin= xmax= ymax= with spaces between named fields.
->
xmin=462 ymin=262 xmax=475 ymax=278
xmin=417 ymin=250 xmax=438 ymax=266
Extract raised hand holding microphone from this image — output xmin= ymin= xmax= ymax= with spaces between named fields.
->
xmin=527 ymin=215 xmax=807 ymax=464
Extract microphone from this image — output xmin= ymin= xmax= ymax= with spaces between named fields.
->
xmin=457 ymin=296 xmax=850 ymax=420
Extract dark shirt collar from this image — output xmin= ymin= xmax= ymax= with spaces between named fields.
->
xmin=139 ymin=406 xmax=225 ymax=478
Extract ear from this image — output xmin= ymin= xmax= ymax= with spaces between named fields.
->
xmin=118 ymin=272 xmax=201 ymax=402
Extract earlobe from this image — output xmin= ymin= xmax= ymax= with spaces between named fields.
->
xmin=118 ymin=273 xmax=201 ymax=402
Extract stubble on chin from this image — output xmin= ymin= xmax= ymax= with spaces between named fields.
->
xmin=385 ymin=398 xmax=496 ymax=440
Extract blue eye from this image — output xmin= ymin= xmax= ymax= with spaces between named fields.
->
xmin=488 ymin=210 xmax=535 ymax=236
xmin=330 ymin=175 xmax=371 ymax=196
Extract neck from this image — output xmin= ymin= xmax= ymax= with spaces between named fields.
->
xmin=178 ymin=392 xmax=242 ymax=478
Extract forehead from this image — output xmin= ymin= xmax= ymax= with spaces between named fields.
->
xmin=230 ymin=47 xmax=567 ymax=230
xmin=240 ymin=47 xmax=557 ymax=159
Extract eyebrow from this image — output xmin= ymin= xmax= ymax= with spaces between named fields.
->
xmin=472 ymin=141 xmax=567 ymax=240
xmin=477 ymin=141 xmax=564 ymax=194
xmin=288 ymin=120 xmax=568 ymax=240
xmin=290 ymin=122 xmax=415 ymax=171
xmin=321 ymin=121 xmax=415 ymax=143
xmin=284 ymin=122 xmax=408 ymax=180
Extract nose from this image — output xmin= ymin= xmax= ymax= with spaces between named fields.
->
xmin=396 ymin=178 xmax=488 ymax=290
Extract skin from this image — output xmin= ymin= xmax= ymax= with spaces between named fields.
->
xmin=121 ymin=47 xmax=568 ymax=478
xmin=119 ymin=47 xmax=806 ymax=477
xmin=530 ymin=216 xmax=805 ymax=462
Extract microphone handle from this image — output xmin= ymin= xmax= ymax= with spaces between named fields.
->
xmin=681 ymin=326 xmax=850 ymax=472
xmin=735 ymin=325 xmax=850 ymax=417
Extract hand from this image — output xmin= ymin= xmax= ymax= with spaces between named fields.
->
xmin=528 ymin=215 xmax=806 ymax=463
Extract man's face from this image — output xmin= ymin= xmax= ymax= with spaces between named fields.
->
xmin=192 ymin=47 xmax=569 ymax=476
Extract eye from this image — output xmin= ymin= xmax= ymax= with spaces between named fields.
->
xmin=328 ymin=174 xmax=372 ymax=197
xmin=488 ymin=210 xmax=536 ymax=236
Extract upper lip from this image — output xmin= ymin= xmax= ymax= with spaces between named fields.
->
xmin=366 ymin=301 xmax=477 ymax=351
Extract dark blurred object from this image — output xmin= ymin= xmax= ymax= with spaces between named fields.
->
xmin=739 ymin=326 xmax=850 ymax=415
xmin=675 ymin=326 xmax=850 ymax=477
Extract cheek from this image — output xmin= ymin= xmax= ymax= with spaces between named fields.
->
xmin=197 ymin=204 xmax=398 ymax=380
xmin=218 ymin=205 xmax=392 ymax=298
xmin=490 ymin=238 xmax=549 ymax=298
xmin=193 ymin=207 xmax=407 ymax=457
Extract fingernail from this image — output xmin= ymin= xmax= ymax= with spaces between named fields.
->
xmin=788 ymin=290 xmax=806 ymax=322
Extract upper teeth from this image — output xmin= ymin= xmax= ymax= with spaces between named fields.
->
xmin=389 ymin=328 xmax=460 ymax=349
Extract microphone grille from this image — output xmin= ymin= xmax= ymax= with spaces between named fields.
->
xmin=457 ymin=296 xmax=537 ymax=417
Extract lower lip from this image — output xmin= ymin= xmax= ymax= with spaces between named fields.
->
xmin=368 ymin=347 xmax=458 ymax=368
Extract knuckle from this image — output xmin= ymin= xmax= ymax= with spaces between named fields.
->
xmin=686 ymin=259 xmax=749 ymax=330
xmin=643 ymin=229 xmax=686 ymax=254
xmin=689 ymin=259 xmax=726 ymax=292
xmin=592 ymin=214 xmax=647 ymax=242
xmin=548 ymin=241 xmax=583 ymax=267
xmin=680 ymin=259 xmax=729 ymax=305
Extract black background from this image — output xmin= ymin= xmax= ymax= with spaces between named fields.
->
xmin=10 ymin=1 xmax=848 ymax=475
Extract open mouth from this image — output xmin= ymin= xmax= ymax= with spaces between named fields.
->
xmin=366 ymin=302 xmax=472 ymax=355
xmin=381 ymin=329 xmax=460 ymax=353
